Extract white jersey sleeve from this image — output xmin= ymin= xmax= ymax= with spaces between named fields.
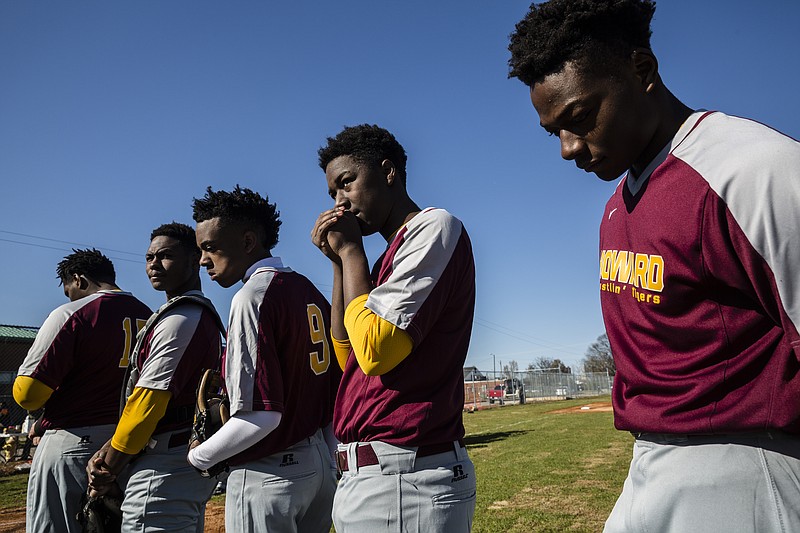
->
xmin=365 ymin=208 xmax=463 ymax=330
xmin=225 ymin=273 xmax=272 ymax=416
xmin=135 ymin=305 xmax=203 ymax=391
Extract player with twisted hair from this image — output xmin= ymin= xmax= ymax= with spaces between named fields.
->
xmin=312 ymin=125 xmax=477 ymax=532
xmin=509 ymin=1 xmax=800 ymax=531
xmin=190 ymin=186 xmax=340 ymax=533
xmin=14 ymin=249 xmax=151 ymax=532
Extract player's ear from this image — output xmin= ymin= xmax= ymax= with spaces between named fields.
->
xmin=75 ymin=274 xmax=89 ymax=290
xmin=242 ymin=229 xmax=258 ymax=254
xmin=631 ymin=48 xmax=658 ymax=94
xmin=381 ymin=159 xmax=397 ymax=187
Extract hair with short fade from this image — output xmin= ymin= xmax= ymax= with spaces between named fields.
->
xmin=192 ymin=185 xmax=281 ymax=251
xmin=318 ymin=124 xmax=408 ymax=184
xmin=56 ymin=248 xmax=116 ymax=285
xmin=150 ymin=222 xmax=198 ymax=254
xmin=508 ymin=0 xmax=656 ymax=86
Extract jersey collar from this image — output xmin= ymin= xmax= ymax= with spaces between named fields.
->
xmin=243 ymin=256 xmax=285 ymax=282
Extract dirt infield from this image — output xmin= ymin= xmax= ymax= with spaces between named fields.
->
xmin=547 ymin=401 xmax=613 ymax=414
xmin=0 ymin=501 xmax=226 ymax=533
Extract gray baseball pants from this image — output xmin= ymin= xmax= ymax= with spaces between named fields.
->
xmin=26 ymin=424 xmax=116 ymax=533
xmin=118 ymin=428 xmax=217 ymax=532
xmin=604 ymin=432 xmax=800 ymax=533
xmin=333 ymin=440 xmax=476 ymax=532
xmin=224 ymin=428 xmax=336 ymax=533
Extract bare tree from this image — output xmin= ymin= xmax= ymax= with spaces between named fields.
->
xmin=532 ymin=357 xmax=571 ymax=374
xmin=502 ymin=360 xmax=519 ymax=379
xmin=582 ymin=333 xmax=615 ymax=375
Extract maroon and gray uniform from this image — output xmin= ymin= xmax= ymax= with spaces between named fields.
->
xmin=131 ymin=291 xmax=223 ymax=435
xmin=601 ymin=111 xmax=800 ymax=532
xmin=18 ymin=290 xmax=150 ymax=533
xmin=333 ymin=208 xmax=477 ymax=533
xmin=117 ymin=290 xmax=224 ymax=532
xmin=223 ymin=257 xmax=340 ymax=532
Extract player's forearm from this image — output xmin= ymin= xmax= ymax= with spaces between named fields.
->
xmin=101 ymin=441 xmax=137 ymax=475
xmin=330 ymin=261 xmax=347 ymax=342
xmin=188 ymin=410 xmax=282 ymax=470
xmin=338 ymin=244 xmax=373 ymax=308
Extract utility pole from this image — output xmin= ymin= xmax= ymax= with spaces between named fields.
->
xmin=491 ymin=353 xmax=496 ymax=381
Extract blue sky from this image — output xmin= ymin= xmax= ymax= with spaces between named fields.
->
xmin=2 ymin=1 xmax=799 ymax=373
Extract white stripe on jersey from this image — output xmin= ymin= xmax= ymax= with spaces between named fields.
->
xmin=673 ymin=111 xmax=800 ymax=332
xmin=226 ymin=260 xmax=291 ymax=417
xmin=365 ymin=207 xmax=463 ymax=330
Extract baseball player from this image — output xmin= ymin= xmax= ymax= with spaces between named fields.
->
xmin=13 ymin=249 xmax=151 ymax=533
xmin=311 ymin=124 xmax=477 ymax=532
xmin=189 ymin=186 xmax=340 ymax=533
xmin=85 ymin=222 xmax=225 ymax=531
xmin=508 ymin=1 xmax=800 ymax=531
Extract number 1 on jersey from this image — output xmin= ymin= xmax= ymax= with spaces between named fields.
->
xmin=120 ymin=317 xmax=147 ymax=368
xmin=307 ymin=304 xmax=331 ymax=375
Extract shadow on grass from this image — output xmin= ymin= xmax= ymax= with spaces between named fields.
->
xmin=464 ymin=430 xmax=531 ymax=449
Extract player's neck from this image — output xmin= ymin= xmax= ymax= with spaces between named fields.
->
xmin=380 ymin=197 xmax=421 ymax=242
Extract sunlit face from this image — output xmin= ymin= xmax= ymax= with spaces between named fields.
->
xmin=530 ymin=61 xmax=656 ymax=181
xmin=145 ymin=236 xmax=198 ymax=297
xmin=195 ymin=217 xmax=252 ymax=288
xmin=325 ymin=155 xmax=394 ymax=236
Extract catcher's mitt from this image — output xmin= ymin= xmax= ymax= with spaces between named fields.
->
xmin=76 ymin=490 xmax=122 ymax=533
xmin=190 ymin=368 xmax=230 ymax=478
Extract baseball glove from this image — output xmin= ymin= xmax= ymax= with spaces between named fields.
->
xmin=189 ymin=368 xmax=230 ymax=478
xmin=76 ymin=490 xmax=123 ymax=533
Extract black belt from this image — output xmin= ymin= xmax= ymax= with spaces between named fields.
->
xmin=630 ymin=431 xmax=783 ymax=442
xmin=167 ymin=430 xmax=191 ymax=448
xmin=160 ymin=404 xmax=194 ymax=426
xmin=336 ymin=439 xmax=465 ymax=472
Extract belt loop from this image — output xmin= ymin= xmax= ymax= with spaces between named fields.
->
xmin=347 ymin=443 xmax=358 ymax=474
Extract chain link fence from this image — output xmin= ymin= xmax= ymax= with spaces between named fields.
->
xmin=0 ymin=327 xmax=38 ymax=428
xmin=464 ymin=369 xmax=613 ymax=406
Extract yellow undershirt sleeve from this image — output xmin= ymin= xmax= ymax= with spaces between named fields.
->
xmin=331 ymin=333 xmax=352 ymax=371
xmin=111 ymin=387 xmax=172 ymax=454
xmin=12 ymin=376 xmax=54 ymax=411
xmin=344 ymin=294 xmax=414 ymax=376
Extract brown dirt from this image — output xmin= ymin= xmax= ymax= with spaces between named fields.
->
xmin=0 ymin=499 xmax=226 ymax=532
xmin=204 ymin=501 xmax=226 ymax=532
xmin=547 ymin=401 xmax=613 ymax=414
xmin=0 ymin=509 xmax=24 ymax=533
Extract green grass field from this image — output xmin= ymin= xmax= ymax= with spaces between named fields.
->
xmin=464 ymin=396 xmax=630 ymax=532
xmin=0 ymin=396 xmax=631 ymax=532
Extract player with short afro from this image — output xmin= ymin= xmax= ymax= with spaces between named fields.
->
xmin=318 ymin=124 xmax=408 ymax=185
xmin=190 ymin=186 xmax=339 ymax=533
xmin=508 ymin=0 xmax=655 ymax=86
xmin=312 ymin=124 xmax=477 ymax=532
xmin=508 ymin=1 xmax=800 ymax=531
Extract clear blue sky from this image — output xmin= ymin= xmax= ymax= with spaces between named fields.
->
xmin=2 ymin=1 xmax=799 ymax=373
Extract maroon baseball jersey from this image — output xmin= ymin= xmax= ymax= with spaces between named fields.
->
xmin=600 ymin=111 xmax=800 ymax=434
xmin=334 ymin=208 xmax=476 ymax=446
xmin=133 ymin=291 xmax=224 ymax=434
xmin=223 ymin=257 xmax=340 ymax=465
xmin=18 ymin=290 xmax=151 ymax=429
